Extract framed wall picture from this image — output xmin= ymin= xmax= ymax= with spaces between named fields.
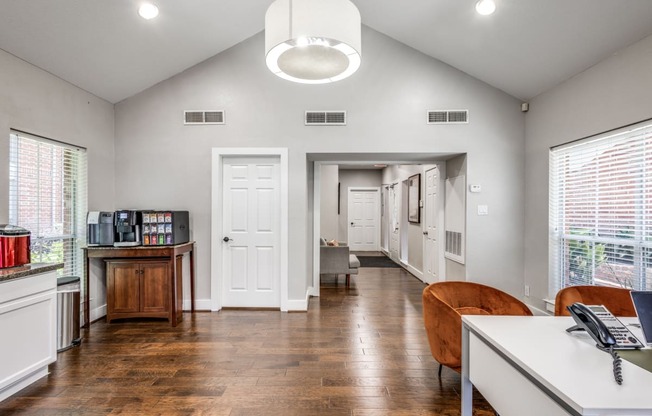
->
xmin=408 ymin=173 xmax=421 ymax=223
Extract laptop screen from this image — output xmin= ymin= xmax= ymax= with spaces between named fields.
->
xmin=631 ymin=291 xmax=652 ymax=344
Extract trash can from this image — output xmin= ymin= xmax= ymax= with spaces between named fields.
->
xmin=57 ymin=276 xmax=82 ymax=352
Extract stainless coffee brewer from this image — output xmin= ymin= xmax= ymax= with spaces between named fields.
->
xmin=113 ymin=210 xmax=142 ymax=247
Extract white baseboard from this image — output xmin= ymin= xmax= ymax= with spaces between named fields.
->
xmin=183 ymin=298 xmax=212 ymax=311
xmin=285 ymin=291 xmax=310 ymax=312
xmin=307 ymin=286 xmax=319 ymax=297
xmin=404 ymin=263 xmax=424 ymax=281
xmin=90 ymin=304 xmax=106 ymax=323
xmin=88 ymin=299 xmax=212 ymax=324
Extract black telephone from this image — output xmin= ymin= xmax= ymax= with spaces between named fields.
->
xmin=566 ymin=302 xmax=643 ymax=385
xmin=566 ymin=303 xmax=643 ymax=349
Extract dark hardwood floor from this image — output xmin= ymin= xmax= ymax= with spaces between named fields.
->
xmin=1 ymin=266 xmax=494 ymax=415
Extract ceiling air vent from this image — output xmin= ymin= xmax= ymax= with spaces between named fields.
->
xmin=305 ymin=111 xmax=346 ymax=126
xmin=184 ymin=110 xmax=225 ymax=125
xmin=427 ymin=109 xmax=469 ymax=124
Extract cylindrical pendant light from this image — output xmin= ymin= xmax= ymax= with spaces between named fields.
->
xmin=265 ymin=0 xmax=362 ymax=84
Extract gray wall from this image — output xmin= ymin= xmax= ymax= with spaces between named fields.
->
xmin=319 ymin=165 xmax=339 ymax=241
xmin=338 ymin=169 xmax=383 ymax=243
xmin=113 ymin=25 xmax=526 ymax=305
xmin=524 ymin=34 xmax=652 ymax=311
xmin=0 ymin=48 xmax=116 ymax=320
xmin=445 ymin=155 xmax=467 ymax=281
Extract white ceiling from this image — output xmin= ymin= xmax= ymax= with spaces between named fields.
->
xmin=2 ymin=0 xmax=652 ymax=104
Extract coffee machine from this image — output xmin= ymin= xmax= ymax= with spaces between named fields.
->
xmin=114 ymin=210 xmax=142 ymax=247
xmin=87 ymin=211 xmax=114 ymax=246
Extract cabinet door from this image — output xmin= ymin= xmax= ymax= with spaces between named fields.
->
xmin=140 ymin=262 xmax=169 ymax=313
xmin=108 ymin=263 xmax=140 ymax=314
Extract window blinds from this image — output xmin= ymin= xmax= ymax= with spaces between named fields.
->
xmin=549 ymin=122 xmax=652 ymax=298
xmin=8 ymin=131 xmax=88 ymax=281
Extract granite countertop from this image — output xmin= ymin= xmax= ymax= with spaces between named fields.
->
xmin=0 ymin=263 xmax=64 ymax=283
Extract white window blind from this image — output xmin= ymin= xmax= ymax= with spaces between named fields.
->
xmin=549 ymin=122 xmax=652 ymax=298
xmin=8 ymin=131 xmax=88 ymax=282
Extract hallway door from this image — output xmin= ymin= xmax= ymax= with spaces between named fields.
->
xmin=347 ymin=187 xmax=380 ymax=251
xmin=423 ymin=167 xmax=440 ymax=283
xmin=221 ymin=156 xmax=281 ymax=307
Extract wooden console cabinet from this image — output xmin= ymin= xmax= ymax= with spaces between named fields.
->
xmin=106 ymin=260 xmax=172 ymax=323
xmin=83 ymin=242 xmax=195 ymax=327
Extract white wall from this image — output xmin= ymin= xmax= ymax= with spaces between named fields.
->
xmin=319 ymin=165 xmax=339 ymax=242
xmin=338 ymin=169 xmax=383 ymax=243
xmin=524 ymin=34 xmax=652 ymax=311
xmin=0 ymin=48 xmax=115 ymax=320
xmin=113 ymin=26 xmax=526 ymax=306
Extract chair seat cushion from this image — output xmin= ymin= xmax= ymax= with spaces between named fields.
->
xmin=454 ymin=306 xmax=490 ymax=316
xmin=349 ymin=255 xmax=360 ymax=269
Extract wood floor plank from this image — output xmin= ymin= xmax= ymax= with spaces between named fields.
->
xmin=0 ymin=262 xmax=494 ymax=415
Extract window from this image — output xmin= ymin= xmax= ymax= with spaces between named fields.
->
xmin=8 ymin=131 xmax=87 ymax=279
xmin=550 ymin=122 xmax=652 ymax=297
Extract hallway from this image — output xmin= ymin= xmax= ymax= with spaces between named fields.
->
xmin=1 ymin=267 xmax=493 ymax=415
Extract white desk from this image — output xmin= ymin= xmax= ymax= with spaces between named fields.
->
xmin=462 ymin=316 xmax=652 ymax=416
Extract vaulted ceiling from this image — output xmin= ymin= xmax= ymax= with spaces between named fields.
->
xmin=2 ymin=0 xmax=652 ymax=104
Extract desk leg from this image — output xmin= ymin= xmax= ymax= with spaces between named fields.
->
xmin=84 ymin=254 xmax=90 ymax=329
xmin=190 ymin=243 xmax=195 ymax=313
xmin=169 ymin=254 xmax=178 ymax=327
xmin=461 ymin=323 xmax=473 ymax=416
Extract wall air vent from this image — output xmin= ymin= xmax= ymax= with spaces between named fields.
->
xmin=305 ymin=111 xmax=346 ymax=126
xmin=184 ymin=110 xmax=225 ymax=125
xmin=427 ymin=109 xmax=469 ymax=124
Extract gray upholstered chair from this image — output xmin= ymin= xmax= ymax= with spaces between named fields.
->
xmin=319 ymin=238 xmax=360 ymax=287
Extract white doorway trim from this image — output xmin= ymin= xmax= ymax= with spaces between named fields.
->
xmin=211 ymin=148 xmax=289 ymax=311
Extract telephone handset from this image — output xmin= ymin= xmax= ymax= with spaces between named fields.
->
xmin=566 ymin=303 xmax=643 ymax=349
xmin=566 ymin=303 xmax=643 ymax=385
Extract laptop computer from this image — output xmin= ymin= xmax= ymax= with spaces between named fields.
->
xmin=631 ymin=291 xmax=652 ymax=345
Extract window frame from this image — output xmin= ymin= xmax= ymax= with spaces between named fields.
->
xmin=8 ymin=130 xmax=88 ymax=280
xmin=549 ymin=120 xmax=652 ymax=297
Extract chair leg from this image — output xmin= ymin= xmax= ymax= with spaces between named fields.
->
xmin=346 ymin=274 xmax=350 ymax=287
xmin=438 ymin=363 xmax=443 ymax=378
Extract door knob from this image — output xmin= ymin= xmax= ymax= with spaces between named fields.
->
xmin=223 ymin=236 xmax=232 ymax=242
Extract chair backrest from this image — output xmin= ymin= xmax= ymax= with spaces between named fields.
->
xmin=319 ymin=245 xmax=351 ymax=274
xmin=422 ymin=281 xmax=532 ymax=371
xmin=554 ymin=285 xmax=636 ymax=317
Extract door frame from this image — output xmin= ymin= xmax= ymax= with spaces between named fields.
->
xmin=347 ymin=186 xmax=381 ymax=251
xmin=211 ymin=148 xmax=289 ymax=311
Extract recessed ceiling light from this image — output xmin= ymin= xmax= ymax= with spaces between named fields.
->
xmin=475 ymin=0 xmax=496 ymax=15
xmin=138 ymin=3 xmax=159 ymax=20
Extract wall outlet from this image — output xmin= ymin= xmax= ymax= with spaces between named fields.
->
xmin=524 ymin=285 xmax=530 ymax=297
xmin=477 ymin=205 xmax=488 ymax=216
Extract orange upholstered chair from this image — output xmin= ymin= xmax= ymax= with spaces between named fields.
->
xmin=422 ymin=281 xmax=533 ymax=375
xmin=554 ymin=285 xmax=636 ymax=317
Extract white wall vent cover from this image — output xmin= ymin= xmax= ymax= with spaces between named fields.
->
xmin=184 ymin=110 xmax=225 ymax=125
xmin=305 ymin=111 xmax=346 ymax=126
xmin=427 ymin=110 xmax=469 ymax=124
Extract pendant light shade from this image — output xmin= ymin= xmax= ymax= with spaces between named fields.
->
xmin=265 ymin=0 xmax=362 ymax=84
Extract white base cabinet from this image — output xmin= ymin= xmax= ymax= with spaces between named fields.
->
xmin=0 ymin=270 xmax=57 ymax=402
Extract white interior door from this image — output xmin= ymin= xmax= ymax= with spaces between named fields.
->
xmin=388 ymin=184 xmax=399 ymax=261
xmin=222 ymin=156 xmax=280 ymax=307
xmin=424 ymin=167 xmax=440 ymax=283
xmin=381 ymin=186 xmax=389 ymax=252
xmin=347 ymin=188 xmax=380 ymax=251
